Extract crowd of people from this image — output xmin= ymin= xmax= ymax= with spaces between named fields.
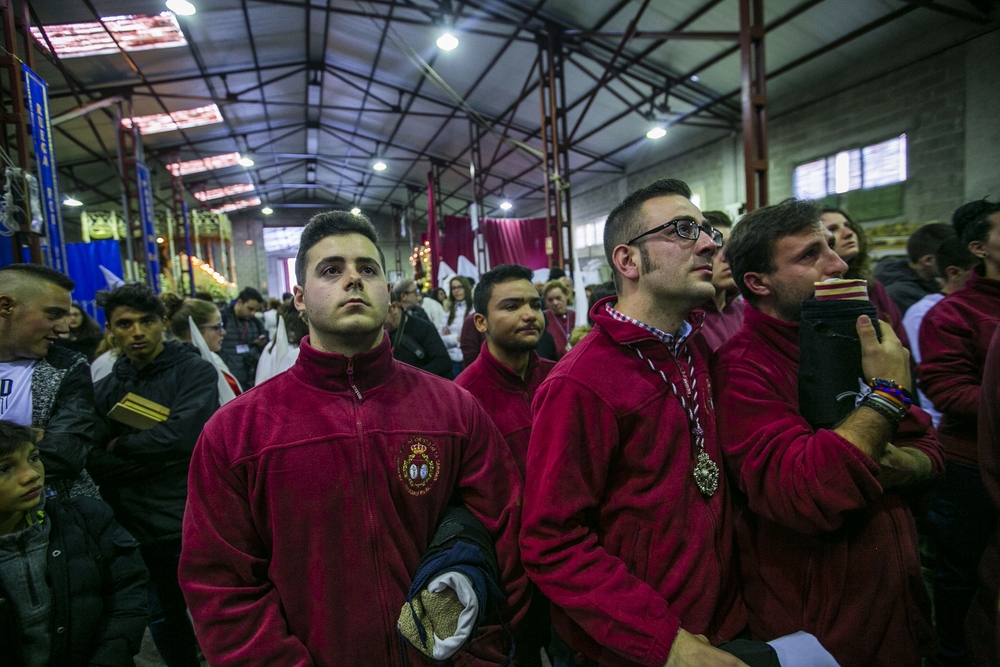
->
xmin=0 ymin=179 xmax=997 ymax=667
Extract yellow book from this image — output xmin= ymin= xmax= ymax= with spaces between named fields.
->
xmin=108 ymin=393 xmax=170 ymax=431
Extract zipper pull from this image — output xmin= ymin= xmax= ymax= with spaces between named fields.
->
xmin=346 ymin=358 xmax=363 ymax=402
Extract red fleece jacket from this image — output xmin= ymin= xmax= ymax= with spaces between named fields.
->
xmin=917 ymin=266 xmax=1000 ymax=464
xmin=544 ymin=309 xmax=575 ymax=359
xmin=715 ymin=305 xmax=943 ymax=667
xmin=178 ymin=334 xmax=528 ymax=667
xmin=455 ymin=343 xmax=554 ymax=477
xmin=521 ymin=298 xmax=747 ymax=667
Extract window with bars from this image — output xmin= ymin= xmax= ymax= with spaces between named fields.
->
xmin=793 ymin=134 xmax=907 ymax=200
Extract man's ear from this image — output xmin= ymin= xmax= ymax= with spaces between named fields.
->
xmin=969 ymin=240 xmax=988 ymax=260
xmin=0 ymin=294 xmax=14 ymax=318
xmin=741 ymin=271 xmax=771 ymax=300
xmin=293 ymin=285 xmax=306 ymax=313
xmin=611 ymin=244 xmax=640 ymax=284
xmin=473 ymin=312 xmax=488 ymax=334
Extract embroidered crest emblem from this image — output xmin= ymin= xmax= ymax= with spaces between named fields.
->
xmin=397 ymin=437 xmax=440 ymax=496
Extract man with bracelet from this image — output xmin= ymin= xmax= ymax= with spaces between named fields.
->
xmin=715 ymin=199 xmax=944 ymax=667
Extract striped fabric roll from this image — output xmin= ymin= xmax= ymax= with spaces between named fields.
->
xmin=814 ymin=278 xmax=869 ymax=301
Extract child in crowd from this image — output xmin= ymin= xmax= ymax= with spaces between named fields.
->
xmin=0 ymin=421 xmax=148 ymax=667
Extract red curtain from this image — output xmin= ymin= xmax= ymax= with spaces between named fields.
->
xmin=426 ymin=171 xmax=440 ymax=286
xmin=441 ymin=215 xmax=475 ymax=272
xmin=482 ymin=217 xmax=549 ymax=270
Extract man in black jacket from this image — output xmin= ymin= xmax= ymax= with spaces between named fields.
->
xmin=217 ymin=286 xmax=267 ymax=389
xmin=0 ymin=263 xmax=98 ymax=498
xmin=874 ymin=222 xmax=954 ymax=314
xmin=384 ymin=289 xmax=452 ymax=378
xmin=88 ymin=283 xmax=219 ymax=667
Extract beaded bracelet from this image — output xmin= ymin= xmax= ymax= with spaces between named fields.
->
xmin=871 ymin=388 xmax=907 ymax=410
xmin=867 ymin=378 xmax=913 ymax=406
xmin=861 ymin=392 xmax=906 ymax=427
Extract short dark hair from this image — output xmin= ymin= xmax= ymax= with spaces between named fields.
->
xmin=0 ymin=420 xmax=38 ymax=458
xmin=100 ymin=283 xmax=165 ymax=321
xmin=727 ymin=199 xmax=823 ymax=307
xmin=548 ymin=267 xmax=567 ymax=281
xmin=587 ymin=281 xmax=616 ymax=324
xmin=604 ymin=179 xmax=691 ymax=290
xmin=935 ymin=235 xmax=979 ymax=275
xmin=473 ymin=264 xmax=533 ymax=315
xmin=952 ymin=198 xmax=1000 ymax=247
xmin=193 ymin=291 xmax=214 ymax=302
xmin=295 ymin=210 xmax=385 ymax=286
xmin=0 ymin=263 xmax=74 ymax=292
xmin=238 ymin=287 xmax=264 ymax=304
xmin=281 ymin=292 xmax=293 ymax=301
xmin=702 ymin=210 xmax=733 ymax=230
xmin=906 ymin=223 xmax=954 ymax=263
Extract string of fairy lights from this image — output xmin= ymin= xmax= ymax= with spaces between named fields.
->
xmin=408 ymin=239 xmax=432 ymax=290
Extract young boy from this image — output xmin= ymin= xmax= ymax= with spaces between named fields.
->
xmin=0 ymin=420 xmax=148 ymax=667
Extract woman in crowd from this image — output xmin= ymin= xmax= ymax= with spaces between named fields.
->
xmin=162 ymin=293 xmax=241 ymax=396
xmin=440 ymin=275 xmax=474 ymax=377
xmin=820 ymin=207 xmax=908 ymax=345
xmin=434 ymin=287 xmax=449 ymax=309
xmin=57 ymin=303 xmax=104 ymax=362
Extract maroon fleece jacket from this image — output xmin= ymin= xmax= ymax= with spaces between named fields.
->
xmin=521 ymin=298 xmax=747 ymax=667
xmin=715 ymin=305 xmax=943 ymax=667
xmin=455 ymin=343 xmax=554 ymax=477
xmin=544 ymin=309 xmax=575 ymax=359
xmin=178 ymin=334 xmax=528 ymax=667
xmin=917 ymin=266 xmax=1000 ymax=464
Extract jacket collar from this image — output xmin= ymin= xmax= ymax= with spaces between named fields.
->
xmin=476 ymin=341 xmax=541 ymax=390
xmin=290 ymin=332 xmax=396 ymax=395
xmin=700 ymin=289 xmax=741 ymax=315
xmin=743 ymin=304 xmax=800 ymax=362
xmin=590 ymin=295 xmax=704 ymax=350
xmin=968 ymin=264 xmax=1000 ymax=299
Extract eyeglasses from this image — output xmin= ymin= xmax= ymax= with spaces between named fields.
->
xmin=404 ymin=288 xmax=418 ymax=295
xmin=626 ymin=218 xmax=724 ymax=248
xmin=199 ymin=324 xmax=225 ymax=332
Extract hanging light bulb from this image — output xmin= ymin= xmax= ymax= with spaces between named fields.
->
xmin=62 ymin=197 xmax=83 ymax=207
xmin=238 ymin=155 xmax=255 ymax=167
xmin=646 ymin=127 xmax=667 ymax=139
xmin=351 ymin=207 xmax=361 ymax=215
xmin=261 ymin=206 xmax=273 ymax=215
xmin=499 ymin=201 xmax=512 ymax=211
xmin=436 ymin=32 xmax=459 ymax=51
xmin=373 ymin=161 xmax=387 ymax=171
xmin=166 ymin=0 xmax=196 ymax=16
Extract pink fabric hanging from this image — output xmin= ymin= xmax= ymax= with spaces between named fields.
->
xmin=482 ymin=217 xmax=549 ymax=270
xmin=426 ymin=171 xmax=440 ymax=285
xmin=441 ymin=216 xmax=475 ymax=272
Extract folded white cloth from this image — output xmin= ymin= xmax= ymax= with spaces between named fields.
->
xmin=768 ymin=631 xmax=840 ymax=666
xmin=426 ymin=571 xmax=478 ymax=660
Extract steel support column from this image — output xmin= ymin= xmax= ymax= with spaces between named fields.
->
xmin=468 ymin=120 xmax=487 ymax=274
xmin=116 ymin=99 xmax=139 ymax=281
xmin=739 ymin=0 xmax=768 ymax=212
xmin=0 ymin=0 xmax=41 ymax=264
xmin=537 ymin=32 xmax=573 ymax=276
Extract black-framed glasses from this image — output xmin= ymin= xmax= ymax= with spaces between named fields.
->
xmin=626 ymin=218 xmax=724 ymax=248
xmin=199 ymin=323 xmax=225 ymax=332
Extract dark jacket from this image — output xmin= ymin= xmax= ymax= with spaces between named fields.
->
xmin=88 ymin=341 xmax=219 ymax=544
xmin=389 ymin=312 xmax=453 ymax=378
xmin=217 ymin=304 xmax=267 ymax=389
xmin=32 ymin=345 xmax=96 ymax=496
xmin=0 ymin=497 xmax=149 ymax=667
xmin=875 ymin=257 xmax=940 ymax=315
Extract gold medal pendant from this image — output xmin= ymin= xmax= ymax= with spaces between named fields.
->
xmin=693 ymin=451 xmax=719 ymax=496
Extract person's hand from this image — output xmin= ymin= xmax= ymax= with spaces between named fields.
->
xmin=664 ymin=629 xmax=749 ymax=667
xmin=857 ymin=315 xmax=912 ymax=392
xmin=252 ymin=335 xmax=269 ymax=349
xmin=441 ymin=326 xmax=451 ymax=335
xmin=877 ymin=444 xmax=933 ymax=490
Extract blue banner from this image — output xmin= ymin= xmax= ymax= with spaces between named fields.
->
xmin=136 ymin=161 xmax=161 ymax=292
xmin=22 ymin=65 xmax=65 ymax=273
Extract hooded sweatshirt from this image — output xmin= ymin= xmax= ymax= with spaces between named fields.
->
xmin=715 ymin=305 xmax=944 ymax=667
xmin=521 ymin=298 xmax=747 ymax=667
xmin=875 ymin=257 xmax=941 ymax=315
xmin=179 ymin=334 xmax=528 ymax=667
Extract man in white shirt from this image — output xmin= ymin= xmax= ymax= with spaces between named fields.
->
xmin=0 ymin=264 xmax=97 ymax=497
xmin=904 ymin=236 xmax=978 ymax=426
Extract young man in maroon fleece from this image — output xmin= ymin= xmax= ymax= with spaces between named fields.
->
xmin=717 ymin=198 xmax=944 ymax=667
xmin=521 ymin=179 xmax=748 ymax=667
xmin=917 ymin=199 xmax=1000 ymax=667
xmin=178 ymin=211 xmax=528 ymax=667
xmin=456 ymin=263 xmax=555 ymax=667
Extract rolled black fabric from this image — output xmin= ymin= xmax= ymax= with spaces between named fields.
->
xmin=716 ymin=639 xmax=782 ymax=667
xmin=798 ymin=298 xmax=881 ymax=429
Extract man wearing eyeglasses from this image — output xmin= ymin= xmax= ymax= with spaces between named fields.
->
xmin=521 ymin=179 xmax=749 ymax=667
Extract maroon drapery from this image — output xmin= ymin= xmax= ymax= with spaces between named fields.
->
xmin=426 ymin=171 xmax=440 ymax=286
xmin=441 ymin=215 xmax=475 ymax=272
xmin=482 ymin=217 xmax=549 ymax=270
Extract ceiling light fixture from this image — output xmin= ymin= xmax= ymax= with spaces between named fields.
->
xmin=165 ymin=0 xmax=196 ymax=16
xmin=62 ymin=197 xmax=83 ymax=207
xmin=261 ymin=206 xmax=273 ymax=215
xmin=238 ymin=155 xmax=255 ymax=167
xmin=436 ymin=32 xmax=459 ymax=51
xmin=646 ymin=127 xmax=667 ymax=139
xmin=499 ymin=201 xmax=512 ymax=211
xmin=351 ymin=207 xmax=361 ymax=215
xmin=690 ymin=75 xmax=700 ymax=82
xmin=156 ymin=237 xmax=165 ymax=243
xmin=373 ymin=161 xmax=387 ymax=171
